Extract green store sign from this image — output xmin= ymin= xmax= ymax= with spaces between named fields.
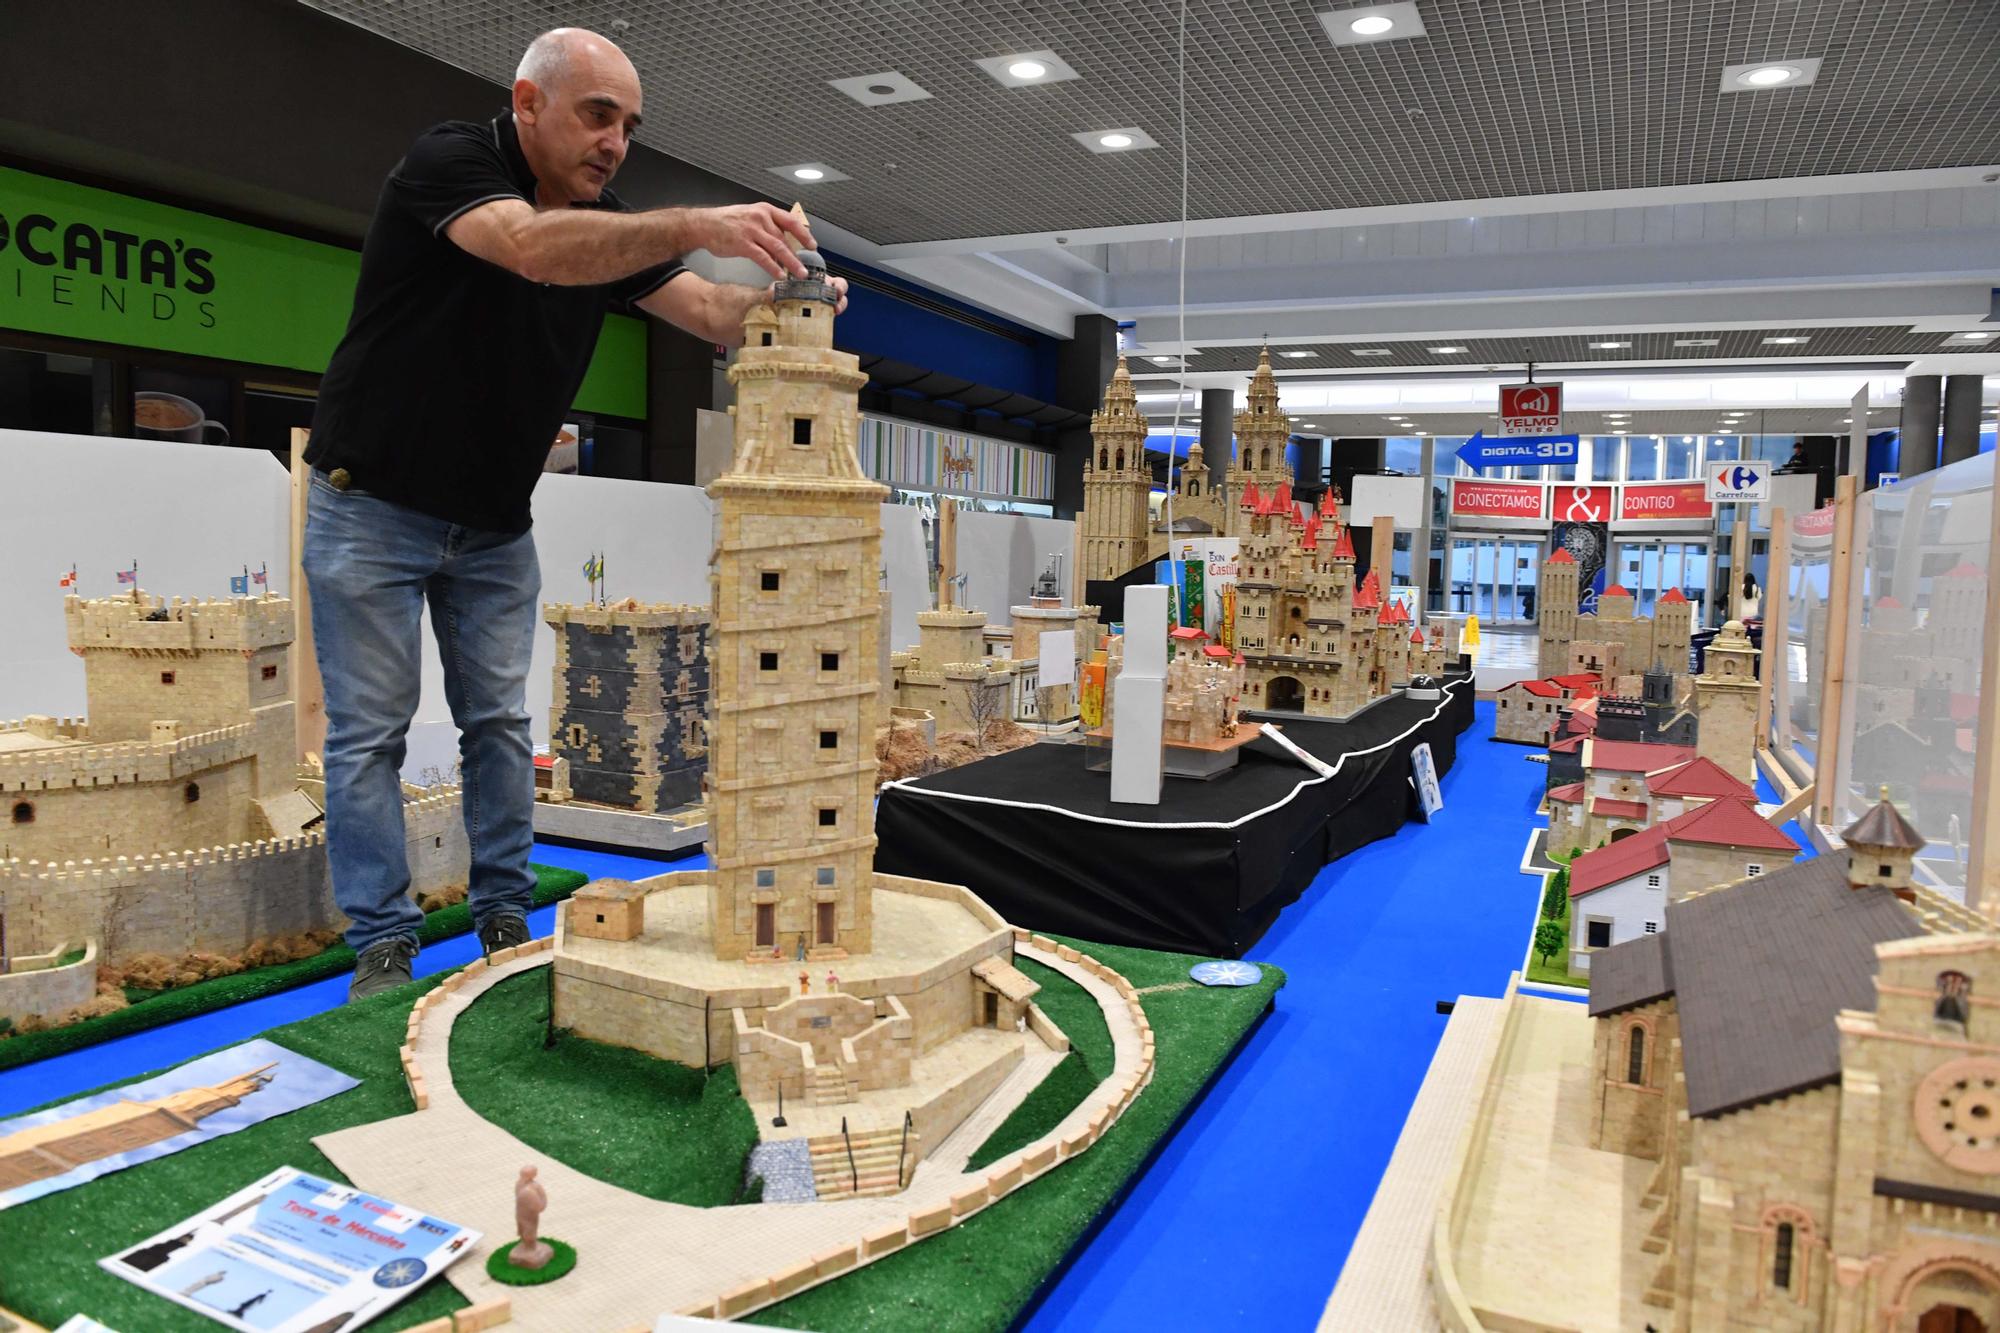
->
xmin=0 ymin=166 xmax=646 ymax=418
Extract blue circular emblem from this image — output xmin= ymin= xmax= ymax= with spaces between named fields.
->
xmin=1189 ymin=960 xmax=1262 ymax=988
xmin=372 ymin=1257 xmax=427 ymax=1288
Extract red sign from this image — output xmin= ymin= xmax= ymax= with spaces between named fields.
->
xmin=1452 ymin=480 xmax=1544 ymax=519
xmin=1620 ymin=482 xmax=1711 ymax=521
xmin=1499 ymin=381 xmax=1564 ymax=436
xmin=1550 ymin=484 xmax=1615 ymax=522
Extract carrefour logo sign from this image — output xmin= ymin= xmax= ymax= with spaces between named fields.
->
xmin=1705 ymin=460 xmax=1770 ymax=503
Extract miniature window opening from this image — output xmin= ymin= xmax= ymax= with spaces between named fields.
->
xmin=1586 ymin=919 xmax=1611 ymax=948
xmin=760 ymin=331 xmax=773 ymax=346
xmin=1646 ymin=874 xmax=1661 ymax=888
xmin=816 ymin=867 xmax=835 ymax=886
xmin=566 ymin=723 xmax=587 ymax=749
xmin=755 ymin=868 xmax=775 ymax=889
xmin=1937 ymin=971 xmax=1973 ymax=1030
xmin=160 ymin=670 xmax=176 ymax=685
xmin=1644 ymin=921 xmax=1659 ymax=934
xmin=821 ymin=651 xmax=839 ymax=672
xmin=802 ymin=306 xmax=812 ymax=318
xmin=1880 ymin=864 xmax=1893 ymax=877
xmin=792 ymin=418 xmax=813 ymax=446
xmin=1626 ymin=1025 xmax=1646 ymax=1083
xmin=760 ymin=651 xmax=779 ymax=672
xmin=761 ymin=571 xmax=781 ymax=592
xmin=262 ymin=664 xmax=279 ymax=681
xmin=818 ymin=808 xmax=837 ymax=827
xmin=1114 ymin=448 xmax=1125 ymax=470
xmin=819 ymin=730 xmax=838 ymax=750
xmin=10 ymin=801 xmax=31 ymax=825
xmin=1772 ymin=1222 xmax=1794 ymax=1290
xmin=184 ymin=782 xmax=200 ymax=804
xmin=1097 ymin=449 xmax=1108 ymax=470
xmin=1747 ymin=863 xmax=1764 ymax=877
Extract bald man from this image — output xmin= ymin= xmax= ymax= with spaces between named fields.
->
xmin=305 ymin=29 xmax=841 ymax=1000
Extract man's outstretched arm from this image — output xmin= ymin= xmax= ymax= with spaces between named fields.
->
xmin=444 ymin=200 xmax=814 ymax=286
xmin=638 ymin=271 xmax=849 ymax=349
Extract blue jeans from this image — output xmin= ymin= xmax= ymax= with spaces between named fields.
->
xmin=302 ymin=473 xmax=540 ymax=952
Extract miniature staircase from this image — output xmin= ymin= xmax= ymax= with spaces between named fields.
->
xmin=809 ymin=1059 xmax=857 ymax=1107
xmin=807 ymin=1125 xmax=916 ymax=1199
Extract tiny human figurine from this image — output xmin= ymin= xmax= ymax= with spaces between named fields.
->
xmin=509 ymin=1164 xmax=552 ymax=1270
xmin=826 ymin=969 xmax=839 ymax=992
xmin=798 ymin=970 xmax=811 ymax=995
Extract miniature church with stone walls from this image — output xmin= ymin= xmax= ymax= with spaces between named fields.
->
xmin=539 ymin=601 xmax=709 ymax=815
xmin=550 ymin=214 xmax=1060 ymax=1195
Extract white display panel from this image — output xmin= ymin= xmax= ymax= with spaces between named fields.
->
xmin=954 ymin=509 xmax=1076 ymax=625
xmin=1349 ymin=474 xmax=1426 ymax=529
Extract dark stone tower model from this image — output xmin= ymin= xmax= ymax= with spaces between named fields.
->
xmin=544 ymin=603 xmax=709 ymax=813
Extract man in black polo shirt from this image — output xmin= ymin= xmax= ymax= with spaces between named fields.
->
xmin=305 ymin=28 xmax=842 ymax=999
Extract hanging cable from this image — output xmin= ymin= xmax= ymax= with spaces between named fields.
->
xmin=1158 ymin=0 xmax=1192 ymax=624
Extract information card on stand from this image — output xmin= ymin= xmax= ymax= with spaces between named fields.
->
xmin=101 ymin=1165 xmax=478 ymax=1333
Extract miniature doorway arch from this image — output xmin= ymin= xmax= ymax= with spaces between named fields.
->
xmin=1265 ymin=676 xmax=1304 ymax=712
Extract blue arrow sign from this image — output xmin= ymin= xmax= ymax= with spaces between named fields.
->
xmin=1456 ymin=430 xmax=1580 ymax=470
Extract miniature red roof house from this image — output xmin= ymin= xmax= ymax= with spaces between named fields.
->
xmin=1543 ymin=737 xmax=1701 ymax=857
xmin=1564 ymin=797 xmax=1797 ymax=975
xmin=1495 ymin=670 xmax=1603 ymax=746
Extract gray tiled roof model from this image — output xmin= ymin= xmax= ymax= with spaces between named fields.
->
xmin=1843 ymin=796 xmax=1926 ymax=851
xmin=1671 ymin=857 xmax=1921 ymax=1119
xmin=1588 ymin=932 xmax=1671 ymax=1019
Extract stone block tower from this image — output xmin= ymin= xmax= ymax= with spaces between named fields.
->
xmin=1078 ymin=357 xmax=1153 ymax=597
xmin=1537 ymin=548 xmax=1580 ymax=677
xmin=544 ymin=602 xmax=708 ymax=813
xmin=1229 ymin=347 xmax=1291 ymax=536
xmin=1694 ymin=618 xmax=1761 ymax=781
xmin=65 ymin=592 xmax=295 ymax=797
xmin=708 ymin=226 xmax=884 ymax=961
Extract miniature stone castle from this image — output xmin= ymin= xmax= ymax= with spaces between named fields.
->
xmin=550 ymin=219 xmax=1058 ymax=1196
xmin=1232 ymin=485 xmax=1451 ymax=717
xmin=538 ymin=600 xmax=708 ymax=814
xmin=0 ymin=592 xmax=468 ymax=1024
xmin=1226 ymin=347 xmax=1294 ymax=538
xmin=1537 ymin=547 xmax=1694 ymax=684
xmin=1161 ymin=628 xmax=1244 ymax=746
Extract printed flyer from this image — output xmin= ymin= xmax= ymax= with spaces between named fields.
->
xmin=101 ymin=1166 xmax=478 ymax=1333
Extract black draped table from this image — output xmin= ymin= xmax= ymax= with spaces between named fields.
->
xmin=873 ymin=674 xmax=1476 ymax=957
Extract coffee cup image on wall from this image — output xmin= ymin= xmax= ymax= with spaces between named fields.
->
xmin=134 ymin=390 xmax=229 ymax=445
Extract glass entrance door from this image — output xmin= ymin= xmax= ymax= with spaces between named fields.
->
xmin=1450 ymin=535 xmax=1545 ymax=625
xmin=1614 ymin=539 xmax=1710 ymax=621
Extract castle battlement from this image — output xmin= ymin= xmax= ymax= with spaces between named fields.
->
xmin=66 ymin=592 xmax=294 ymax=655
xmin=0 ymin=716 xmax=89 ymax=741
xmin=544 ymin=601 xmax=708 ymax=632
xmin=0 ymin=722 xmax=257 ymax=792
xmin=0 ymin=829 xmax=329 ymax=882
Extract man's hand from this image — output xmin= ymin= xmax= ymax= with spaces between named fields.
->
xmin=693 ymin=204 xmax=815 ymax=279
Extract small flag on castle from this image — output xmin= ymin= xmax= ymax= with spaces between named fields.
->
xmin=252 ymin=562 xmax=268 ymax=587
xmin=116 ymin=561 xmax=139 ymax=587
xmin=582 ymin=551 xmax=606 ymax=605
xmin=58 ymin=565 xmax=77 ymax=589
xmin=230 ymin=566 xmax=251 ymax=595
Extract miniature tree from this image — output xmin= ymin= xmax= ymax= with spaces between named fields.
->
xmin=1541 ymin=867 xmax=1570 ymax=921
xmin=963 ymin=675 xmax=1005 ymax=753
xmin=1533 ymin=918 xmax=1568 ymax=969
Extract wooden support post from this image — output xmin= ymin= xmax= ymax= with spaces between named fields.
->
xmin=1370 ymin=515 xmax=1394 ymax=592
xmin=936 ymin=498 xmax=958 ymax=610
xmin=289 ymin=430 xmax=327 ymax=764
xmin=1756 ymin=508 xmax=1788 ymax=752
xmin=1812 ymin=476 xmax=1858 ymax=829
xmin=1964 ymin=471 xmax=2000 ymax=913
xmin=1731 ymin=511 xmax=1752 ymax=621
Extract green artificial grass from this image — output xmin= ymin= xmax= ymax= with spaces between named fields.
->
xmin=1523 ymin=956 xmax=1591 ymax=990
xmin=1522 ymin=866 xmax=1589 ymax=991
xmin=0 ymin=931 xmax=1280 ymax=1333
xmin=0 ymin=975 xmax=469 ymax=1331
xmin=963 ymin=956 xmax=1113 ymax=1172
xmin=750 ymin=936 xmax=1283 ymax=1333
xmin=485 ymin=1237 xmax=577 ymax=1285
xmin=0 ymin=865 xmax=587 ymax=1072
xmin=449 ymin=968 xmax=759 ymax=1206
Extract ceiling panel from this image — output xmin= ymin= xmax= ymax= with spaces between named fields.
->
xmin=298 ymin=0 xmax=2000 ymax=245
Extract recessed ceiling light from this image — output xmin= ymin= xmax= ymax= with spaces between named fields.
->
xmin=827 ymin=71 xmax=933 ymax=106
xmin=1949 ymin=331 xmax=1994 ymax=341
xmin=1352 ymin=348 xmax=1391 ymax=356
xmin=1613 ymin=429 xmax=1627 ymax=436
xmin=977 ymin=50 xmax=1080 ymax=87
xmin=1763 ymin=336 xmax=1809 ymax=345
xmin=1719 ymin=58 xmax=1822 ymax=93
xmin=1841 ymin=417 xmax=1852 ymax=424
xmin=1320 ymin=3 xmax=1426 ymax=46
xmin=1431 ymin=346 xmax=1466 ymax=354
xmin=1150 ymin=356 xmax=1175 ymax=365
xmin=1072 ymin=127 xmax=1159 ymax=154
xmin=1591 ymin=341 xmax=1631 ymax=349
xmin=1414 ymin=430 xmax=1428 ymax=437
xmin=1681 ymin=436 xmax=1695 ymax=444
xmin=1280 ymin=350 xmax=1313 ymax=358
xmin=767 ymin=162 xmax=850 ymax=184
xmin=1674 ymin=338 xmax=1720 ymax=347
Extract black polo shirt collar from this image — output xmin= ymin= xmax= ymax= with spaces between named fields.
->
xmin=491 ymin=111 xmax=540 ymax=203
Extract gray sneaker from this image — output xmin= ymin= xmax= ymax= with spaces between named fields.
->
xmin=477 ymin=912 xmax=531 ymax=959
xmin=348 ymin=936 xmax=419 ymax=1002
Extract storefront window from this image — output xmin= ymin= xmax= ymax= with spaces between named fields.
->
xmin=0 ymin=344 xmax=114 ymax=435
xmin=1384 ymin=437 xmax=1422 ymax=475
xmin=1704 ymin=437 xmax=1742 ymax=468
xmin=1591 ymin=437 xmax=1621 ymax=481
xmin=1627 ymin=435 xmax=1663 ymax=481
xmin=1664 ymin=434 xmax=1696 ymax=478
xmin=131 ymin=367 xmax=233 ymax=446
